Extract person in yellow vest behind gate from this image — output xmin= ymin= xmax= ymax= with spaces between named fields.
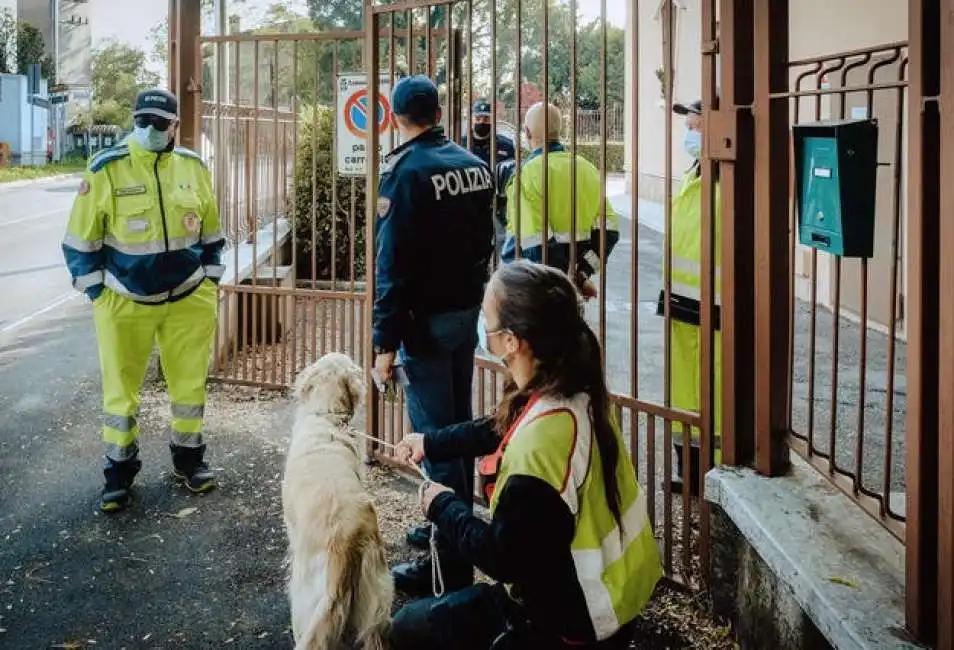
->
xmin=390 ymin=260 xmax=663 ymax=650
xmin=498 ymin=102 xmax=621 ymax=300
xmin=62 ymin=88 xmax=226 ymax=513
xmin=656 ymin=99 xmax=723 ymax=496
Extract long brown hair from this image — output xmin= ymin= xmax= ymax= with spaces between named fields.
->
xmin=491 ymin=261 xmax=623 ymax=526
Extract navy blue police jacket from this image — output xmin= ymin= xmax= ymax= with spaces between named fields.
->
xmin=372 ymin=126 xmax=495 ymax=352
xmin=461 ymin=133 xmax=516 ymax=167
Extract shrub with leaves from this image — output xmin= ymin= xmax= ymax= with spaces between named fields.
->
xmin=289 ymin=105 xmax=367 ymax=283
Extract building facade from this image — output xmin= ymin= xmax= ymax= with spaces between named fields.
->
xmin=18 ymin=0 xmax=91 ymax=87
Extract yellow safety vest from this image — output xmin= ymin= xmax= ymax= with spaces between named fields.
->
xmin=491 ymin=393 xmax=663 ymax=640
xmin=505 ymin=147 xmax=620 ymax=248
xmin=666 ymin=170 xmax=723 ymax=445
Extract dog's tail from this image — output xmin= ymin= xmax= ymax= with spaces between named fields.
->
xmin=294 ymin=516 xmax=392 ymax=650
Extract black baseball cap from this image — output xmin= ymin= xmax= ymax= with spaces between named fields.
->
xmin=133 ymin=88 xmax=179 ymax=121
xmin=473 ymin=100 xmax=492 ymax=116
xmin=672 ymin=99 xmax=702 ymax=116
xmin=391 ymin=75 xmax=440 ymax=121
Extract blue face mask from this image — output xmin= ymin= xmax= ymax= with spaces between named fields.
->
xmin=683 ymin=128 xmax=702 ymax=159
xmin=134 ymin=125 xmax=171 ymax=152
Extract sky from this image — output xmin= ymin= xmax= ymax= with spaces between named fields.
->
xmin=90 ymin=0 xmax=625 ymax=52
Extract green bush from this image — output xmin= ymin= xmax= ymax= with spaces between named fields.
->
xmin=574 ymin=142 xmax=625 ymax=174
xmin=288 ymin=106 xmax=368 ymax=282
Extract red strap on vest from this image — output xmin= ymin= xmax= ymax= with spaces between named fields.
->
xmin=477 ymin=394 xmax=541 ymax=503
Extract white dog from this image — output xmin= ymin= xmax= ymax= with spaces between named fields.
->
xmin=283 ymin=353 xmax=394 ymax=650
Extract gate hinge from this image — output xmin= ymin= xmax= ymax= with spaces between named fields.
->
xmin=706 ymin=107 xmax=740 ymax=162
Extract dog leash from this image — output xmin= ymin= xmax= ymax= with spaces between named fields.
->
xmin=327 ymin=419 xmax=446 ymax=599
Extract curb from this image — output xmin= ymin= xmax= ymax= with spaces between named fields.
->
xmin=0 ymin=172 xmax=82 ymax=192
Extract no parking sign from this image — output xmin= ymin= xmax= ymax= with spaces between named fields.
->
xmin=336 ymin=74 xmax=397 ymax=176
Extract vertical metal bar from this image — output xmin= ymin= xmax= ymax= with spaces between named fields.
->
xmin=569 ymin=0 xmax=578 ymax=289
xmin=251 ymin=40 xmax=261 ymax=385
xmin=717 ymin=0 xmax=756 ymax=467
xmin=698 ymin=0 xmax=718 ymax=586
xmin=366 ymin=4 xmax=382 ymax=446
xmin=752 ymin=0 xmax=791 ymax=476
xmin=389 ymin=20 xmax=397 ymax=151
xmin=628 ymin=0 xmax=639 ymax=400
xmin=514 ymin=0 xmax=523 ymax=260
xmin=312 ymin=46 xmax=319 ymax=288
xmin=936 ymin=0 xmax=954 ymax=644
xmin=882 ymin=58 xmax=907 ymax=518
xmin=467 ymin=0 xmax=474 ymax=154
xmin=598 ymin=0 xmax=608 ymax=352
xmin=426 ymin=7 xmax=433 ymax=78
xmin=408 ymin=8 xmax=415 ymax=75
xmin=663 ymin=418 xmax=673 ymax=573
xmin=539 ymin=3 xmax=554 ymax=266
xmin=646 ymin=414 xmax=656 ymax=529
xmin=662 ymin=0 xmax=674 ymax=412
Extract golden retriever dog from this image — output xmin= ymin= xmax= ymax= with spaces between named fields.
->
xmin=283 ymin=352 xmax=393 ymax=650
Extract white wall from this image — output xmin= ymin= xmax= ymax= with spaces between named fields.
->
xmin=0 ymin=73 xmax=49 ymax=165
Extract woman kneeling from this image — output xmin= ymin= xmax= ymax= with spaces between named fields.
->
xmin=391 ymin=260 xmax=663 ymax=650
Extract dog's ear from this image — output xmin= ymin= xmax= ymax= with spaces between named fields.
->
xmin=292 ymin=367 xmax=316 ymax=403
xmin=339 ymin=366 xmax=367 ymax=413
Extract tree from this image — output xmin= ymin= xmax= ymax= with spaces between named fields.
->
xmin=15 ymin=21 xmax=55 ymax=81
xmin=0 ymin=8 xmax=14 ymax=74
xmin=91 ymin=40 xmax=160 ymax=128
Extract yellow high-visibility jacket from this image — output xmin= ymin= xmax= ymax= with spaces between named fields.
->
xmin=62 ymin=138 xmax=225 ymax=305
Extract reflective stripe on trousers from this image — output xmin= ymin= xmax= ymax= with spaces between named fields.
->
xmin=94 ymin=279 xmax=218 ymax=459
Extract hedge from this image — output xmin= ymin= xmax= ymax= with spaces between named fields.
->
xmin=288 ymin=106 xmax=368 ymax=282
xmin=574 ymin=142 xmax=625 ymax=174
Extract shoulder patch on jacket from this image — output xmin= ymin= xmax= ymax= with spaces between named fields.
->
xmin=381 ymin=147 xmax=411 ymax=175
xmin=88 ymin=145 xmax=130 ymax=173
xmin=173 ymin=146 xmax=207 ymax=168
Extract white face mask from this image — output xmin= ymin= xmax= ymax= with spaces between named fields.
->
xmin=683 ymin=128 xmax=702 ymax=159
xmin=134 ymin=125 xmax=171 ymax=152
xmin=477 ymin=311 xmax=507 ymax=365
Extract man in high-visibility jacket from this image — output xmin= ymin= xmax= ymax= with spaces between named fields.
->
xmin=62 ymin=88 xmax=225 ymax=513
xmin=658 ymin=99 xmax=722 ymax=495
xmin=498 ymin=102 xmax=620 ymax=298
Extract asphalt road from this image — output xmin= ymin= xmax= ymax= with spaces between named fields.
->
xmin=0 ymin=177 xmax=83 ymax=335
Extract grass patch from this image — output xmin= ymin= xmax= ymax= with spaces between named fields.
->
xmin=0 ymin=159 xmax=86 ymax=184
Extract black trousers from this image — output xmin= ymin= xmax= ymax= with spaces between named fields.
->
xmin=390 ymin=583 xmax=636 ymax=650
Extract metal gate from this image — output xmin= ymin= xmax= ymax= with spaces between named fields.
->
xmin=199 ymin=30 xmax=378 ymax=389
xmin=363 ymin=0 xmax=721 ymax=589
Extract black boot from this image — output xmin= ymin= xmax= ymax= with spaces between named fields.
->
xmin=391 ymin=555 xmax=474 ymax=598
xmin=169 ymin=443 xmax=216 ymax=494
xmin=406 ymin=523 xmax=432 ymax=550
xmin=101 ymin=454 xmax=142 ymax=513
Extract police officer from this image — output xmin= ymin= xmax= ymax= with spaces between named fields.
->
xmin=462 ymin=99 xmax=515 ymax=252
xmin=372 ymin=75 xmax=495 ymax=597
xmin=62 ymin=88 xmax=225 ymax=513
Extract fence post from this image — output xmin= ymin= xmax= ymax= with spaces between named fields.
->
xmin=906 ymin=0 xmax=941 ymax=643
xmin=713 ymin=0 xmax=756 ymax=467
xmin=169 ymin=0 xmax=202 ymax=150
xmin=365 ymin=1 xmax=381 ymax=452
xmin=751 ymin=0 xmax=790 ymax=476
xmin=934 ymin=0 xmax=954 ymax=646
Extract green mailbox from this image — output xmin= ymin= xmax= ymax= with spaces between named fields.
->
xmin=792 ymin=118 xmax=879 ymax=258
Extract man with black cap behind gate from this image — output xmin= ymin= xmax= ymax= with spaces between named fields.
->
xmin=462 ymin=99 xmax=516 ymax=252
xmin=62 ymin=88 xmax=225 ymax=513
xmin=371 ymin=75 xmax=495 ymax=597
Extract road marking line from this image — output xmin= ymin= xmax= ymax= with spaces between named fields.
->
xmin=0 ymin=291 xmax=81 ymax=336
xmin=0 ymin=207 xmax=70 ymax=228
